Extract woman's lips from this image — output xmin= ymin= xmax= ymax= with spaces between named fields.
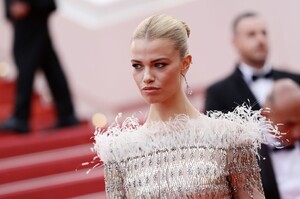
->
xmin=142 ymin=86 xmax=160 ymax=94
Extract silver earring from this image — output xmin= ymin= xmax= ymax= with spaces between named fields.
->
xmin=182 ymin=74 xmax=193 ymax=95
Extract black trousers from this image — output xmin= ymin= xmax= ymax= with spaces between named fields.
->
xmin=12 ymin=20 xmax=75 ymax=123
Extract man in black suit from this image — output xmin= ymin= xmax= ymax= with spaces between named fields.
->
xmin=262 ymin=79 xmax=300 ymax=198
xmin=205 ymin=12 xmax=300 ymax=199
xmin=0 ymin=0 xmax=79 ymax=133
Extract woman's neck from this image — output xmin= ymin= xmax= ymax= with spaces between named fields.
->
xmin=146 ymin=93 xmax=199 ymax=122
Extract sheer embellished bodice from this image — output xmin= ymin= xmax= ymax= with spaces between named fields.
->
xmin=94 ymin=108 xmax=271 ymax=198
xmin=105 ymin=145 xmax=262 ymax=199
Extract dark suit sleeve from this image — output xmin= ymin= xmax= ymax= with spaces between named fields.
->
xmin=289 ymin=73 xmax=300 ymax=85
xmin=273 ymin=69 xmax=300 ymax=85
xmin=204 ymin=85 xmax=227 ymax=113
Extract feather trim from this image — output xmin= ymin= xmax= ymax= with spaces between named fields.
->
xmin=93 ymin=105 xmax=280 ymax=163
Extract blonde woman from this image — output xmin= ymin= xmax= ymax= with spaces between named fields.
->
xmin=94 ymin=14 xmax=269 ymax=198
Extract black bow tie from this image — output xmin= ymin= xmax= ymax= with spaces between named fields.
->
xmin=252 ymin=71 xmax=273 ymax=81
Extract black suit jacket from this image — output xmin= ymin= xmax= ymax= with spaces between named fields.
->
xmin=205 ymin=66 xmax=300 ymax=199
xmin=4 ymin=0 xmax=57 ymax=64
xmin=5 ymin=0 xmax=56 ymax=21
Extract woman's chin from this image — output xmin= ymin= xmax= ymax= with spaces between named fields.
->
xmin=142 ymin=97 xmax=162 ymax=105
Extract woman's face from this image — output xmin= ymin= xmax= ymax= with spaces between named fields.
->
xmin=131 ymin=38 xmax=190 ymax=104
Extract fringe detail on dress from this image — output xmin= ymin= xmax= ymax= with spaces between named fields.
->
xmin=93 ymin=105 xmax=280 ymax=163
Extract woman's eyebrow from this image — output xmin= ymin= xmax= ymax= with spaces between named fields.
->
xmin=131 ymin=59 xmax=142 ymax=63
xmin=131 ymin=58 xmax=170 ymax=63
xmin=150 ymin=58 xmax=170 ymax=63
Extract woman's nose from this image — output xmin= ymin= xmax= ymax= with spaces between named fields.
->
xmin=143 ymin=67 xmax=154 ymax=84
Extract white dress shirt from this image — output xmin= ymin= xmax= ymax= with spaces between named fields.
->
xmin=238 ymin=63 xmax=274 ymax=106
xmin=239 ymin=63 xmax=300 ymax=199
xmin=270 ymin=142 xmax=300 ymax=199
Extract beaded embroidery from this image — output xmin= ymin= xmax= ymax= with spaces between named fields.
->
xmin=94 ymin=107 xmax=278 ymax=198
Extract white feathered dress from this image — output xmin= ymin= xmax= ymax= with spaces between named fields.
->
xmin=93 ymin=107 xmax=275 ymax=199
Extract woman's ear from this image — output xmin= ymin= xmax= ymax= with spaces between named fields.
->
xmin=181 ymin=54 xmax=192 ymax=75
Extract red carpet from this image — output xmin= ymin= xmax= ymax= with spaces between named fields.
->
xmin=0 ymin=80 xmax=106 ymax=198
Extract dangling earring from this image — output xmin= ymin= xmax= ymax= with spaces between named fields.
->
xmin=182 ymin=74 xmax=193 ymax=95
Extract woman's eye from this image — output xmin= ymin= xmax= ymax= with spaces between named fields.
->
xmin=132 ymin=64 xmax=142 ymax=69
xmin=155 ymin=63 xmax=166 ymax=68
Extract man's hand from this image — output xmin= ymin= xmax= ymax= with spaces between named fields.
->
xmin=10 ymin=1 xmax=30 ymax=20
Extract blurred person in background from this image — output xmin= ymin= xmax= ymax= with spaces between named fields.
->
xmin=0 ymin=0 xmax=79 ymax=133
xmin=204 ymin=11 xmax=300 ymax=199
xmin=263 ymin=79 xmax=300 ymax=199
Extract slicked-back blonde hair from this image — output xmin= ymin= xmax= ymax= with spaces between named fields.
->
xmin=132 ymin=14 xmax=190 ymax=59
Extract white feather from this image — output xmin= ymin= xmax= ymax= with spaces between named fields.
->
xmin=93 ymin=105 xmax=280 ymax=163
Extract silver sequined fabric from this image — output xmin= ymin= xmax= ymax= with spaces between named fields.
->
xmin=104 ymin=145 xmax=264 ymax=199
